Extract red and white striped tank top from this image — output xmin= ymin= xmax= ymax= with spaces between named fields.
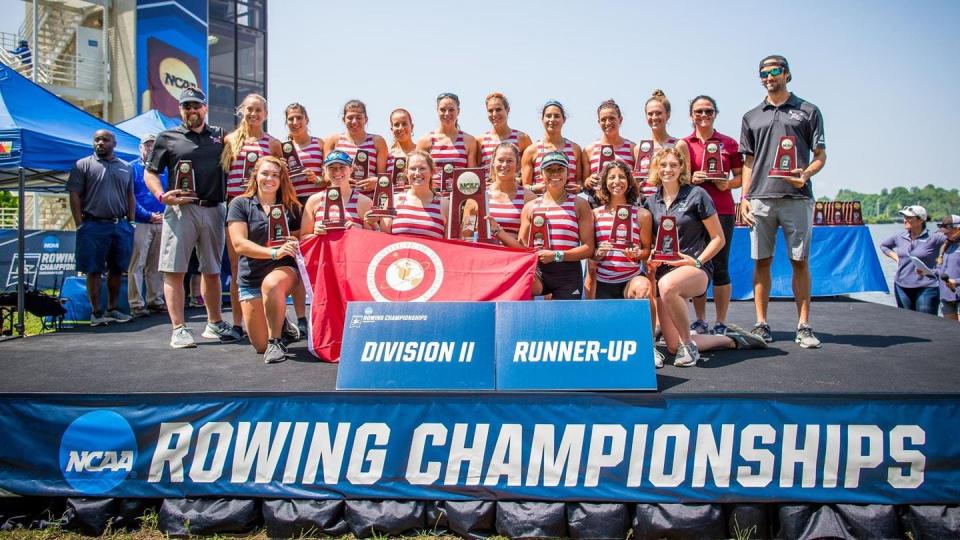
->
xmin=292 ymin=137 xmax=324 ymax=198
xmin=535 ymin=194 xmax=580 ymax=250
xmin=313 ymin=188 xmax=362 ymax=226
xmin=386 ymin=151 xmax=407 ymax=178
xmin=588 ymin=139 xmax=636 ymax=175
xmin=487 ymin=184 xmax=526 ymax=236
xmin=391 ymin=193 xmax=445 ymax=239
xmin=227 ymin=134 xmax=272 ymax=197
xmin=428 ymin=131 xmax=468 ymax=189
xmin=480 ymin=129 xmax=521 ymax=167
xmin=335 ymin=133 xmax=379 ymax=181
xmin=533 ymin=139 xmax=579 ymax=190
xmin=594 ymin=206 xmax=642 ymax=283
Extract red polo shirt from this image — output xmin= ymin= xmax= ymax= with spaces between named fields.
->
xmin=683 ymin=130 xmax=743 ymax=215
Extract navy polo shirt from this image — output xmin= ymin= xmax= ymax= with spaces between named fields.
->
xmin=644 ymin=184 xmax=717 ymax=276
xmin=66 ymin=154 xmax=133 ymax=219
xmin=226 ymin=196 xmax=302 ymax=288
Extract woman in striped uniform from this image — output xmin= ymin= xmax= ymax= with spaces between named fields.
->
xmin=284 ymin=103 xmax=324 ymax=205
xmin=582 ymin=99 xmax=636 ymax=208
xmin=479 ymin=92 xmax=531 ymax=168
xmin=221 ymin=93 xmax=283 ymax=339
xmin=518 ymin=151 xmax=594 ymax=300
xmin=323 ymin=100 xmax=388 ymax=195
xmin=368 ymin=150 xmax=449 ymax=239
xmin=387 ymin=108 xmax=416 ymax=181
xmin=416 ymin=93 xmax=478 ymax=191
xmin=485 ymin=142 xmax=536 ymax=247
xmin=635 ymin=89 xmax=690 ymax=175
xmin=301 ymin=150 xmax=372 ymax=240
xmin=521 ymin=101 xmax=583 ymax=196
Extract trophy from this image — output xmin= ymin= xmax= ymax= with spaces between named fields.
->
xmin=367 ymin=174 xmax=396 ymax=218
xmin=436 ymin=162 xmax=455 ymax=195
xmin=351 ymin=149 xmax=370 ymax=185
xmin=852 ymin=202 xmax=863 ymax=225
xmin=634 ymin=140 xmax=654 ymax=181
xmin=651 ymin=215 xmax=681 ymax=262
xmin=767 ymin=135 xmax=800 ymax=180
xmin=267 ymin=205 xmax=289 ymax=247
xmin=281 ymin=140 xmax=305 ymax=179
xmin=391 ymin=155 xmax=408 ymax=189
xmin=814 ymin=201 xmax=825 ymax=225
xmin=610 ymin=204 xmax=635 ymax=249
xmin=174 ymin=160 xmax=197 ymax=200
xmin=320 ymin=187 xmax=347 ymax=229
xmin=597 ymin=144 xmax=616 ymax=174
xmin=527 ymin=211 xmax=551 ymax=250
xmin=242 ymin=150 xmax=259 ymax=184
xmin=832 ymin=202 xmax=843 ymax=225
xmin=701 ymin=139 xmax=726 ymax=179
xmin=447 ymin=167 xmax=490 ymax=242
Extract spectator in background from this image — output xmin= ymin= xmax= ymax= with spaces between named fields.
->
xmin=936 ymin=215 xmax=960 ymax=321
xmin=127 ymin=134 xmax=167 ymax=317
xmin=880 ymin=205 xmax=947 ymax=316
xmin=10 ymin=40 xmax=31 ymax=66
xmin=67 ymin=129 xmax=135 ymax=326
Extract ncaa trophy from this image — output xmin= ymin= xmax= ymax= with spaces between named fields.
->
xmin=768 ymin=135 xmax=800 ymax=180
xmin=852 ymin=201 xmax=863 ymax=225
xmin=267 ymin=205 xmax=289 ymax=246
xmin=596 ymin=144 xmax=616 ymax=186
xmin=610 ymin=204 xmax=636 ymax=249
xmin=391 ymin=155 xmax=408 ymax=189
xmin=242 ymin=150 xmax=259 ymax=184
xmin=174 ymin=160 xmax=197 ymax=200
xmin=436 ymin=162 xmax=455 ymax=195
xmin=651 ymin=215 xmax=681 ymax=262
xmin=446 ymin=167 xmax=490 ymax=242
xmin=281 ymin=140 xmax=305 ymax=179
xmin=527 ymin=211 xmax=551 ymax=250
xmin=367 ymin=173 xmax=396 ymax=218
xmin=634 ymin=140 xmax=657 ymax=198
xmin=814 ymin=201 xmax=825 ymax=225
xmin=701 ymin=139 xmax=726 ymax=179
xmin=351 ymin=149 xmax=370 ymax=186
xmin=320 ymin=187 xmax=347 ymax=230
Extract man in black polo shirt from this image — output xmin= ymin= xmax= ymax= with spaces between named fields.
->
xmin=739 ymin=55 xmax=827 ymax=349
xmin=66 ymin=130 xmax=135 ymax=327
xmin=145 ymin=87 xmax=238 ymax=348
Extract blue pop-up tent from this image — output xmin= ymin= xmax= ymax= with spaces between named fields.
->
xmin=0 ymin=63 xmax=140 ymax=336
xmin=116 ymin=109 xmax=180 ymax=140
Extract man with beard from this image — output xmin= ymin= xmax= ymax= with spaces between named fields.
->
xmin=145 ymin=87 xmax=234 ymax=348
xmin=67 ymin=129 xmax=136 ymax=326
xmin=739 ymin=55 xmax=827 ymax=349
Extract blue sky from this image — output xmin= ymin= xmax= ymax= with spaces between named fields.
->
xmin=4 ymin=0 xmax=957 ymax=198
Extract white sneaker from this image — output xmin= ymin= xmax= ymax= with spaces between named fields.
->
xmin=653 ymin=347 xmax=664 ymax=368
xmin=674 ymin=342 xmax=701 ymax=368
xmin=90 ymin=312 xmax=108 ymax=327
xmin=170 ymin=325 xmax=196 ymax=348
xmin=105 ymin=309 xmax=132 ymax=323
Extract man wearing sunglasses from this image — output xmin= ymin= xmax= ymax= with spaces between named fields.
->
xmin=144 ymin=87 xmax=234 ymax=349
xmin=739 ymin=55 xmax=827 ymax=349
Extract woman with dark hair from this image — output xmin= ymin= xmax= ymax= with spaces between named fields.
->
xmin=935 ymin=215 xmax=960 ymax=321
xmin=301 ymin=150 xmax=373 ymax=240
xmin=324 ymin=99 xmax=389 ymax=195
xmin=284 ymin=102 xmax=324 ymax=204
xmin=226 ymin=156 xmax=302 ymax=364
xmin=880 ymin=205 xmax=947 ymax=316
xmin=682 ymin=95 xmax=743 ymax=336
xmin=367 ymin=150 xmax=449 ymax=239
xmin=521 ymin=100 xmax=583 ymax=195
xmin=582 ymin=99 xmax=636 ymax=207
xmin=416 ymin=93 xmax=478 ymax=190
xmin=645 ymin=148 xmax=766 ymax=367
xmin=485 ymin=142 xmax=536 ymax=247
xmin=635 ymin=89 xmax=690 ymax=175
xmin=479 ymin=92 xmax=532 ymax=167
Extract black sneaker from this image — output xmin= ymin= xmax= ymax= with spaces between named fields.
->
xmin=297 ymin=317 xmax=309 ymax=340
xmin=281 ymin=318 xmax=300 ymax=344
xmin=726 ymin=324 xmax=769 ymax=350
xmin=750 ymin=322 xmax=774 ymax=343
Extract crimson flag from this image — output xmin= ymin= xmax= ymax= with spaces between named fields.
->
xmin=299 ymin=229 xmax=536 ymax=362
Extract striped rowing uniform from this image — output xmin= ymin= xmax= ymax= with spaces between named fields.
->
xmin=534 ymin=193 xmax=581 ymax=250
xmin=487 ymin=184 xmax=526 ymax=236
xmin=391 ymin=192 xmax=445 ymax=239
xmin=313 ymin=188 xmax=362 ymax=227
xmin=532 ymin=139 xmax=579 ymax=191
xmin=594 ymin=205 xmax=642 ymax=283
xmin=226 ymin=134 xmax=272 ymax=198
xmin=480 ymin=128 xmax=521 ymax=168
xmin=291 ymin=137 xmax=324 ymax=199
xmin=588 ymin=139 xmax=636 ymax=175
xmin=335 ymin=133 xmax=379 ymax=193
xmin=427 ymin=130 xmax=468 ymax=190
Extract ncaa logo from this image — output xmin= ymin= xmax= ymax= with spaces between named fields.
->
xmin=42 ymin=235 xmax=60 ymax=252
xmin=59 ymin=410 xmax=137 ymax=494
xmin=366 ymin=241 xmax=444 ymax=302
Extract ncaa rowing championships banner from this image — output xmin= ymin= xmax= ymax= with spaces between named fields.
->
xmin=136 ymin=0 xmax=208 ymax=118
xmin=0 ymin=393 xmax=957 ymax=503
xmin=300 ymin=229 xmax=537 ymax=362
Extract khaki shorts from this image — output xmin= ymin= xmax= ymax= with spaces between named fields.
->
xmin=159 ymin=203 xmax=226 ymax=274
xmin=749 ymin=198 xmax=814 ymax=261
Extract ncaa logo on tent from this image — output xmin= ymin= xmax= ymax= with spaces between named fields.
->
xmin=59 ymin=410 xmax=137 ymax=494
xmin=366 ymin=241 xmax=444 ymax=302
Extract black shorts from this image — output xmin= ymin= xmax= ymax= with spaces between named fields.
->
xmin=596 ymin=280 xmax=628 ymax=299
xmin=713 ymin=214 xmax=735 ymax=286
xmin=538 ymin=261 xmax=583 ymax=300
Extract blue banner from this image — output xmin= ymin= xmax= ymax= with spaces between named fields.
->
xmin=0 ymin=229 xmax=76 ymax=291
xmin=496 ymin=300 xmax=656 ymax=390
xmin=136 ymin=0 xmax=208 ymax=117
xmin=0 ymin=394 xmax=957 ymax=503
xmin=338 ymin=302 xmax=496 ymax=390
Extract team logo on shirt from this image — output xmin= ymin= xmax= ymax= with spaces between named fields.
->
xmin=640 ymin=141 xmax=652 ymax=152
xmin=270 ymin=207 xmax=282 ymax=219
xmin=662 ymin=219 xmax=674 ymax=231
xmin=706 ymin=142 xmax=719 ymax=153
xmin=366 ymin=242 xmax=445 ymax=302
xmin=601 ymin=146 xmax=614 ymax=157
xmin=788 ymin=110 xmax=808 ymax=121
xmin=780 ymin=139 xmax=794 ymax=150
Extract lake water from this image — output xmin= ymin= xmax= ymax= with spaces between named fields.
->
xmin=846 ymin=223 xmax=901 ymax=307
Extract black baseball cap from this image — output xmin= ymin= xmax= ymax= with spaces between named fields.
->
xmin=759 ymin=55 xmax=792 ymax=82
xmin=179 ymin=87 xmax=207 ymax=105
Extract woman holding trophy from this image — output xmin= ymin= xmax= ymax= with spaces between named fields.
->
xmin=635 ymin=90 xmax=691 ymax=178
xmin=323 ymin=100 xmax=389 ymax=195
xmin=521 ymin=100 xmax=583 ymax=195
xmin=284 ymin=103 xmax=325 ymax=203
xmin=301 ymin=150 xmax=373 ymax=240
xmin=367 ymin=150 xmax=449 ymax=239
xmin=582 ymin=99 xmax=636 ymax=207
xmin=485 ymin=142 xmax=536 ymax=247
xmin=645 ymin=148 xmax=766 ymax=368
xmin=226 ymin=156 xmax=301 ymax=364
xmin=416 ymin=93 xmax=478 ymax=190
xmin=479 ymin=92 xmax=531 ymax=168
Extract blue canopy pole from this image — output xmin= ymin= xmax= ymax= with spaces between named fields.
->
xmin=16 ymin=167 xmax=25 ymax=337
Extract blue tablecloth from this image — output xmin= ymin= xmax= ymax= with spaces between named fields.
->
xmin=719 ymin=225 xmax=888 ymax=300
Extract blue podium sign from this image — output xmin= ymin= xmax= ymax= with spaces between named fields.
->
xmin=495 ymin=300 xmax=656 ymax=390
xmin=338 ymin=302 xmax=496 ymax=390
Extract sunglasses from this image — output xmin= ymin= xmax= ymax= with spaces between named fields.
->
xmin=436 ymin=92 xmax=460 ymax=104
xmin=181 ymin=102 xmax=205 ymax=110
xmin=759 ymin=67 xmax=785 ymax=79
xmin=693 ymin=109 xmax=716 ymax=117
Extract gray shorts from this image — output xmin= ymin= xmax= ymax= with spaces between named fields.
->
xmin=749 ymin=198 xmax=813 ymax=261
xmin=159 ymin=203 xmax=226 ymax=274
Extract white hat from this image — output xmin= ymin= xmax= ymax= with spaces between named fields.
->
xmin=899 ymin=205 xmax=928 ymax=222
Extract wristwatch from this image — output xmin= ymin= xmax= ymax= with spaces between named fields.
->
xmin=694 ymin=257 xmax=703 ymax=269
xmin=554 ymin=251 xmax=565 ymax=263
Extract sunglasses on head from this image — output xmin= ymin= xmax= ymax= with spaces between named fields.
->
xmin=759 ymin=66 xmax=785 ymax=79
xmin=436 ymin=92 xmax=459 ymax=104
xmin=181 ymin=102 xmax=204 ymax=110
